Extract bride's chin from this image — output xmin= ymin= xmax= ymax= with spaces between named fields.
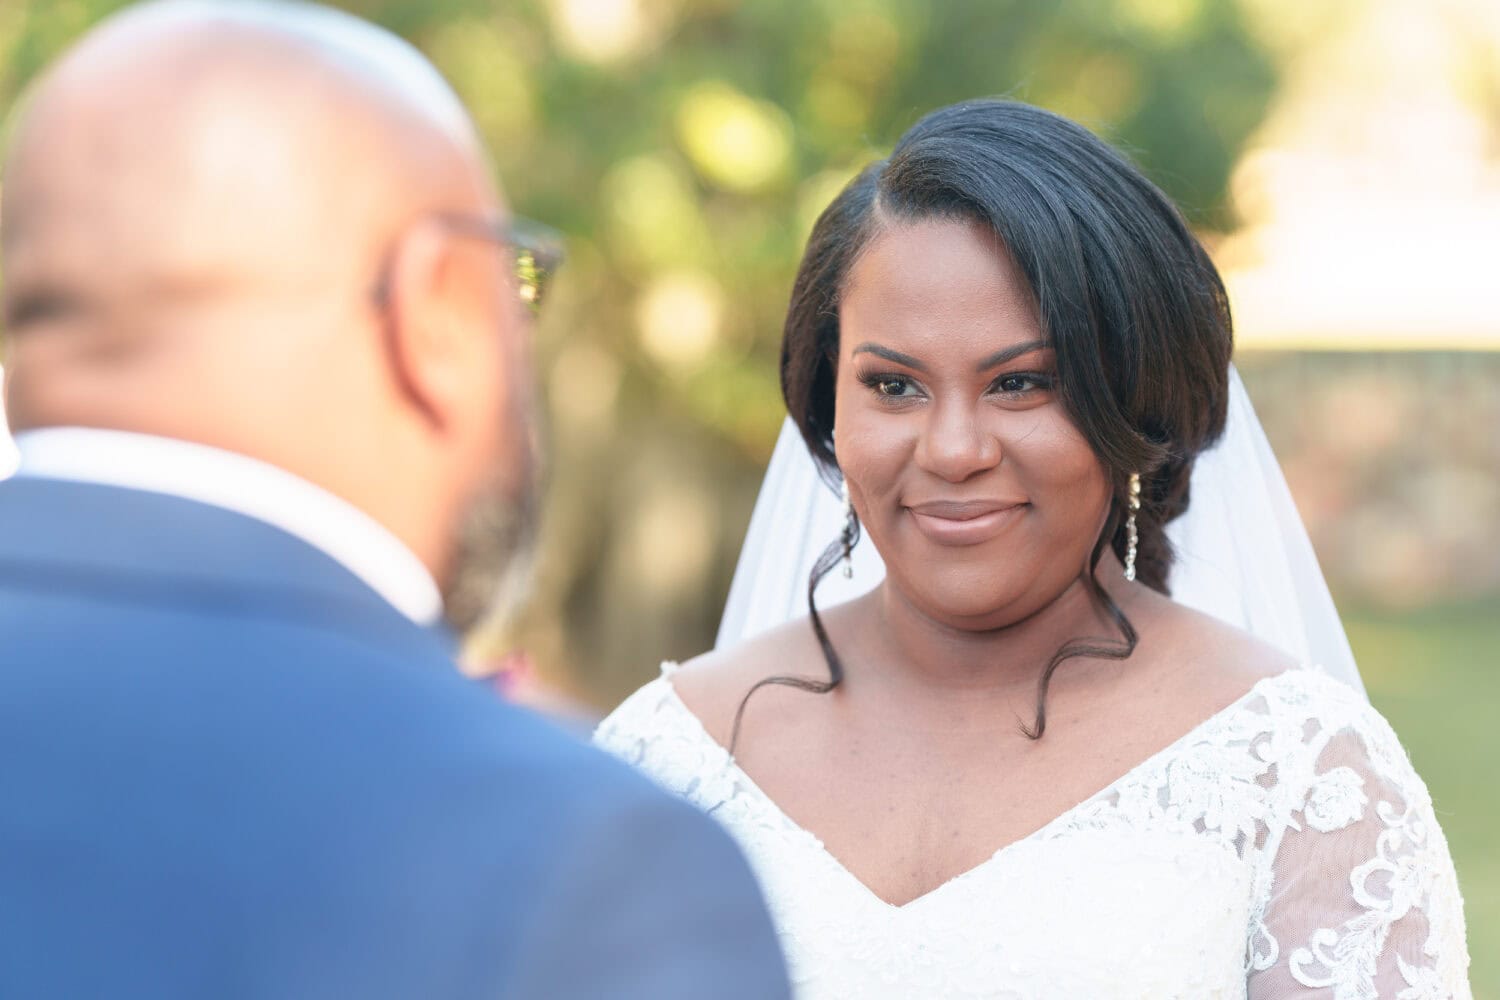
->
xmin=883 ymin=573 xmax=1052 ymax=634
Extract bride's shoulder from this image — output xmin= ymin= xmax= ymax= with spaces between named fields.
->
xmin=1131 ymin=594 xmax=1300 ymax=710
xmin=593 ymin=612 xmax=832 ymax=753
xmin=1142 ymin=603 xmax=1414 ymax=774
xmin=669 ymin=614 xmax=833 ymax=748
xmin=1151 ymin=604 xmax=1397 ymax=760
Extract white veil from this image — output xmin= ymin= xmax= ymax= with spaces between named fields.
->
xmin=716 ymin=367 xmax=1365 ymax=699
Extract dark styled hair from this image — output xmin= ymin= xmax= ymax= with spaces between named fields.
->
xmin=732 ymin=99 xmax=1233 ymax=749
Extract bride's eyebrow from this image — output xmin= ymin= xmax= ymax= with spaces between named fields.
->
xmin=975 ymin=340 xmax=1049 ymax=372
xmin=851 ymin=343 xmax=928 ymax=372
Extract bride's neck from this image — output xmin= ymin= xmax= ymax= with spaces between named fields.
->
xmin=853 ymin=564 xmax=1135 ymax=701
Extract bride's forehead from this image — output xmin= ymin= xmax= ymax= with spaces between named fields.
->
xmin=839 ymin=273 xmax=1045 ymax=365
xmin=842 ymin=220 xmax=1036 ymax=318
xmin=851 ymin=217 xmax=1020 ymax=282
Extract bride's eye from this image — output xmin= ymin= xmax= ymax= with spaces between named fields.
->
xmin=859 ymin=373 xmax=920 ymax=399
xmin=989 ymin=372 xmax=1053 ymax=397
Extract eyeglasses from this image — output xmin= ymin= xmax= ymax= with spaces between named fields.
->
xmin=371 ymin=212 xmax=565 ymax=316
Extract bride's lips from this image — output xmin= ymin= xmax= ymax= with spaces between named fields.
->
xmin=906 ymin=499 xmax=1028 ymax=546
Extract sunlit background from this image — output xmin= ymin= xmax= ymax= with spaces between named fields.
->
xmin=1 ymin=0 xmax=1496 ymax=985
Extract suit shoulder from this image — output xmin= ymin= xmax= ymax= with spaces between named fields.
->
xmin=398 ymin=673 xmax=697 ymax=831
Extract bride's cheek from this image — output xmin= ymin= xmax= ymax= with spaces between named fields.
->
xmin=837 ymin=424 xmax=916 ymax=511
xmin=1017 ymin=414 xmax=1098 ymax=483
xmin=1002 ymin=417 xmax=1107 ymax=539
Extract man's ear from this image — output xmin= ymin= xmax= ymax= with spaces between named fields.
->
xmin=378 ymin=222 xmax=479 ymax=431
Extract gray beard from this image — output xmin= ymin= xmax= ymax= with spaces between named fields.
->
xmin=440 ymin=467 xmax=540 ymax=638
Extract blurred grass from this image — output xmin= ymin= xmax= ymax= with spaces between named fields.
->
xmin=1347 ymin=599 xmax=1499 ymax=996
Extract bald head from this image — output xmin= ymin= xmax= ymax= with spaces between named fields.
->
xmin=1 ymin=1 xmax=537 ymax=627
xmin=3 ymin=0 xmax=494 ymax=352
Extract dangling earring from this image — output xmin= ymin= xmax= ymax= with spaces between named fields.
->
xmin=840 ymin=478 xmax=856 ymax=578
xmin=832 ymin=426 xmax=856 ymax=578
xmin=1123 ymin=472 xmax=1141 ymax=582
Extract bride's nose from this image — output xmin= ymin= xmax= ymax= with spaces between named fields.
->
xmin=914 ymin=399 xmax=1001 ymax=483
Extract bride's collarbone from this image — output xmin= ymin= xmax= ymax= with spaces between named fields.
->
xmin=682 ymin=621 xmax=1286 ymax=752
xmin=670 ymin=616 xmax=1293 ymax=908
xmin=674 ymin=601 xmax=1292 ymax=776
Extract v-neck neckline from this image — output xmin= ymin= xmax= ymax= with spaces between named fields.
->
xmin=655 ymin=664 xmax=1298 ymax=912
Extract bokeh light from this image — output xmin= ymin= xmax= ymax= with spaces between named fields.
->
xmin=675 ymin=80 xmax=794 ymax=194
xmin=636 ymin=269 xmax=725 ymax=373
xmin=547 ymin=0 xmax=677 ymax=65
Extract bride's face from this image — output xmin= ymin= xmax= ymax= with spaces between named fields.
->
xmin=834 ymin=216 xmax=1112 ymax=629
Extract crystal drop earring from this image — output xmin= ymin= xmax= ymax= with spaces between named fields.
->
xmin=1123 ymin=471 xmax=1142 ymax=582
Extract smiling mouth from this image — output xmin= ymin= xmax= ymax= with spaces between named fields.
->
xmin=905 ymin=500 xmax=1028 ymax=546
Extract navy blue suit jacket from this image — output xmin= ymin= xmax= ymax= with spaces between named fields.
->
xmin=0 ymin=476 xmax=790 ymax=999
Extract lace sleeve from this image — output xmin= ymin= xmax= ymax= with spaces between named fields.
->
xmin=1249 ymin=703 xmax=1472 ymax=999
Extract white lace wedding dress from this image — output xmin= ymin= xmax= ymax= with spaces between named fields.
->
xmin=595 ymin=663 xmax=1471 ymax=999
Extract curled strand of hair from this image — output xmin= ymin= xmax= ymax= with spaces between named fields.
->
xmin=1021 ymin=508 xmax=1140 ymax=740
xmin=727 ymin=528 xmax=855 ymax=756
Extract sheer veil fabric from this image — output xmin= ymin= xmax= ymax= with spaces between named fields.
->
xmin=716 ymin=366 xmax=1365 ymax=698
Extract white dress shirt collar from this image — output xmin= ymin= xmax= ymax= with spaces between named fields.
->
xmin=11 ymin=427 xmax=444 ymax=625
